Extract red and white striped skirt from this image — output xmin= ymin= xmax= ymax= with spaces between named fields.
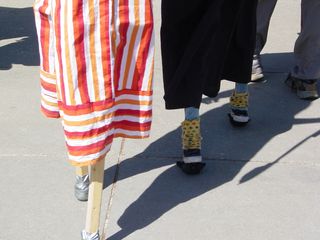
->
xmin=34 ymin=0 xmax=154 ymax=166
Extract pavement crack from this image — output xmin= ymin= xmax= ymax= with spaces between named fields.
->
xmin=101 ymin=138 xmax=126 ymax=240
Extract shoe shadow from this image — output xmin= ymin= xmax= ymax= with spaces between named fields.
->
xmin=0 ymin=7 xmax=39 ymax=70
xmin=104 ymin=73 xmax=320 ymax=239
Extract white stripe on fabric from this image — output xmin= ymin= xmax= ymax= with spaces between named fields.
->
xmin=141 ymin=31 xmax=154 ymax=90
xmin=68 ymin=144 xmax=112 ymax=162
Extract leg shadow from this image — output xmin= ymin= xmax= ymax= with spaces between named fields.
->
xmin=104 ymin=72 xmax=319 ymax=239
xmin=0 ymin=7 xmax=39 ymax=70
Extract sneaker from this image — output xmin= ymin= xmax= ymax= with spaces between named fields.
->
xmin=251 ymin=55 xmax=264 ymax=82
xmin=229 ymin=92 xmax=250 ymax=127
xmin=81 ymin=231 xmax=99 ymax=240
xmin=75 ymin=175 xmax=89 ymax=201
xmin=285 ymin=74 xmax=319 ymax=100
xmin=177 ymin=119 xmax=205 ymax=175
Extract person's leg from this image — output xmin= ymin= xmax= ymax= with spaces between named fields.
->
xmin=178 ymin=107 xmax=205 ymax=174
xmin=229 ymin=83 xmax=250 ymax=126
xmin=286 ymin=0 xmax=320 ymax=99
xmin=252 ymin=0 xmax=278 ymax=81
xmin=235 ymin=83 xmax=248 ymax=93
xmin=184 ymin=107 xmax=199 ymax=121
xmin=223 ymin=0 xmax=256 ymax=126
xmin=255 ymin=0 xmax=278 ymax=55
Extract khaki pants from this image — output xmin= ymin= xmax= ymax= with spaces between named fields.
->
xmin=255 ymin=0 xmax=320 ymax=79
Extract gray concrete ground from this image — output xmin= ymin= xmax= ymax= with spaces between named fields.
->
xmin=0 ymin=0 xmax=320 ymax=240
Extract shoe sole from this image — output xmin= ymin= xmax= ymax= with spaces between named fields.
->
xmin=183 ymin=155 xmax=202 ymax=163
xmin=75 ymin=190 xmax=89 ymax=202
xmin=285 ymin=78 xmax=319 ymax=100
xmin=228 ymin=113 xmax=250 ymax=127
xmin=176 ymin=161 xmax=206 ymax=175
xmin=297 ymin=91 xmax=319 ymax=100
xmin=251 ymin=73 xmax=265 ymax=82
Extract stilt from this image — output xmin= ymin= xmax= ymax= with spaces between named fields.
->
xmin=76 ymin=166 xmax=89 ymax=177
xmin=85 ymin=159 xmax=105 ymax=237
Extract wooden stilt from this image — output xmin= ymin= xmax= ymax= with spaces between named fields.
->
xmin=85 ymin=158 xmax=105 ymax=234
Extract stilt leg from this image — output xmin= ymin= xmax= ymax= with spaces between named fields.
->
xmin=85 ymin=158 xmax=105 ymax=236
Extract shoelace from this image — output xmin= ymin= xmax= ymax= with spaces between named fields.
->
xmin=182 ymin=119 xmax=201 ymax=149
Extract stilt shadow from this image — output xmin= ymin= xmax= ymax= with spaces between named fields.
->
xmin=104 ymin=70 xmax=320 ymax=239
xmin=0 ymin=7 xmax=39 ymax=70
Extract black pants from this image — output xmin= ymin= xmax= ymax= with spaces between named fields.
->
xmin=161 ymin=0 xmax=258 ymax=109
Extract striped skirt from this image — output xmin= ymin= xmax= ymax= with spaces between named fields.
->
xmin=34 ymin=0 xmax=154 ymax=166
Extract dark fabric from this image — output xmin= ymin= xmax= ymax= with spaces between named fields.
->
xmin=161 ymin=0 xmax=258 ymax=109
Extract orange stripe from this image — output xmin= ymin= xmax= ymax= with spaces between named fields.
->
xmin=41 ymin=106 xmax=60 ymax=118
xmin=114 ymin=89 xmax=153 ymax=96
xmin=100 ymin=0 xmax=112 ymax=99
xmin=69 ymin=146 xmax=107 ymax=156
xmin=88 ymin=0 xmax=100 ymax=101
xmin=55 ymin=0 xmax=67 ymax=103
xmin=115 ymin=124 xmax=151 ymax=131
xmin=41 ymin=96 xmax=58 ymax=107
xmin=114 ymin=133 xmax=149 ymax=139
xmin=66 ymin=131 xmax=107 ymax=140
xmin=63 ymin=108 xmax=152 ymax=127
xmin=114 ymin=0 xmax=130 ymax=90
xmin=41 ymin=78 xmax=56 ymax=91
xmin=147 ymin=58 xmax=154 ymax=91
xmin=132 ymin=0 xmax=153 ymax=89
xmin=111 ymin=0 xmax=116 ymax=56
xmin=63 ymin=112 xmax=114 ymax=126
xmin=73 ymin=0 xmax=90 ymax=103
xmin=115 ymin=99 xmax=152 ymax=106
xmin=64 ymin=1 xmax=76 ymax=105
xmin=121 ymin=0 xmax=140 ymax=89
xmin=40 ymin=70 xmax=56 ymax=79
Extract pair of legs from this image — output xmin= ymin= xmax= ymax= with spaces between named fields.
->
xmin=179 ymin=82 xmax=250 ymax=174
xmin=253 ymin=0 xmax=320 ymax=99
xmin=160 ymin=0 xmax=258 ymax=174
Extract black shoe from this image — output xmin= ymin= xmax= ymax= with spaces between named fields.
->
xmin=176 ymin=161 xmax=206 ymax=175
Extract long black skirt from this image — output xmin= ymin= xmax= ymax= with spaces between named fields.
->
xmin=161 ymin=0 xmax=258 ymax=109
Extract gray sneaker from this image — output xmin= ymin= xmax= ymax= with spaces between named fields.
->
xmin=251 ymin=54 xmax=264 ymax=82
xmin=81 ymin=230 xmax=100 ymax=240
xmin=285 ymin=74 xmax=319 ymax=100
xmin=75 ymin=175 xmax=89 ymax=201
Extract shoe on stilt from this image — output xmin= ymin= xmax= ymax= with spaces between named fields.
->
xmin=177 ymin=119 xmax=205 ymax=175
xmin=81 ymin=230 xmax=100 ymax=240
xmin=75 ymin=174 xmax=89 ymax=201
xmin=229 ymin=92 xmax=250 ymax=127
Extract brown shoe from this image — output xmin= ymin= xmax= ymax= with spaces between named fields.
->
xmin=285 ymin=75 xmax=319 ymax=100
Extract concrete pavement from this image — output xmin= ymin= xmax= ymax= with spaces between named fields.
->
xmin=1 ymin=0 xmax=320 ymax=239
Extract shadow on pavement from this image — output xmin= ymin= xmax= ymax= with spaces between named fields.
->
xmin=0 ymin=7 xmax=39 ymax=70
xmin=260 ymin=52 xmax=294 ymax=73
xmin=104 ymin=71 xmax=320 ymax=239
